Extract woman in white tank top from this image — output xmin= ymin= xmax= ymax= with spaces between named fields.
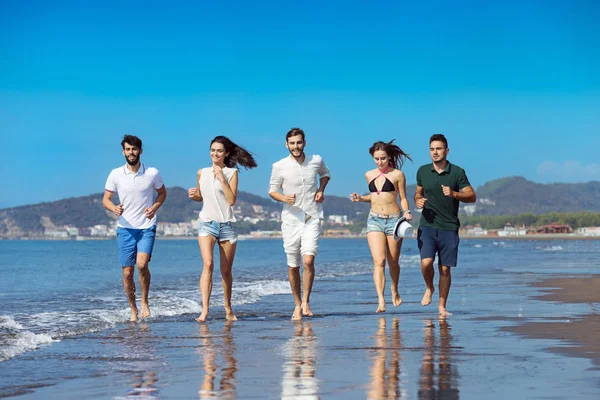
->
xmin=188 ymin=136 xmax=257 ymax=322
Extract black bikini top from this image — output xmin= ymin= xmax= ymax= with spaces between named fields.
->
xmin=368 ymin=167 xmax=397 ymax=194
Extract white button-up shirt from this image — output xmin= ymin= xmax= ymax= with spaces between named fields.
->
xmin=105 ymin=163 xmax=164 ymax=229
xmin=269 ymin=154 xmax=331 ymax=225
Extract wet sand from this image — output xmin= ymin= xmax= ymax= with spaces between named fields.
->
xmin=504 ymin=276 xmax=600 ymax=369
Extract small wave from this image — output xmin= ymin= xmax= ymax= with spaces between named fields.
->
xmin=0 ymin=316 xmax=56 ymax=362
xmin=537 ymin=245 xmax=563 ymax=252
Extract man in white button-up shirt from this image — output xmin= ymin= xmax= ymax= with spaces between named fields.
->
xmin=269 ymin=128 xmax=331 ymax=320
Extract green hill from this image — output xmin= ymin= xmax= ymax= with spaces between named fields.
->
xmin=2 ymin=177 xmax=599 ymax=238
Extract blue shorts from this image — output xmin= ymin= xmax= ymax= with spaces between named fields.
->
xmin=366 ymin=212 xmax=401 ymax=236
xmin=417 ymin=226 xmax=460 ymax=267
xmin=117 ymin=226 xmax=157 ymax=267
xmin=198 ymin=220 xmax=238 ymax=244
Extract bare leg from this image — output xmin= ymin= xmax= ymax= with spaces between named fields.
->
xmin=136 ymin=253 xmax=152 ymax=318
xmin=288 ymin=266 xmax=302 ymax=320
xmin=301 ymin=255 xmax=315 ymax=317
xmin=122 ymin=266 xmax=138 ymax=322
xmin=218 ymin=240 xmax=238 ymax=321
xmin=438 ymin=265 xmax=452 ymax=317
xmin=197 ymin=235 xmax=217 ymax=322
xmin=367 ymin=232 xmax=388 ymax=313
xmin=421 ymin=257 xmax=435 ymax=306
xmin=386 ymin=235 xmax=403 ymax=307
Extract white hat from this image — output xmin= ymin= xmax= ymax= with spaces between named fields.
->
xmin=393 ymin=217 xmax=413 ymax=241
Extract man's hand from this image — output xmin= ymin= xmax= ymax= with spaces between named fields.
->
xmin=284 ymin=194 xmax=296 ymax=205
xmin=349 ymin=192 xmax=360 ymax=202
xmin=144 ymin=207 xmax=156 ymax=219
xmin=415 ymin=197 xmax=427 ymax=209
xmin=441 ymin=185 xmax=454 ymax=198
xmin=315 ymin=191 xmax=324 ymax=203
xmin=112 ymin=204 xmax=124 ymax=216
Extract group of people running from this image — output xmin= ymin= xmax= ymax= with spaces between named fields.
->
xmin=102 ymin=128 xmax=476 ymax=323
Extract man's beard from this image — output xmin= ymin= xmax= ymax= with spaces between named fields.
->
xmin=125 ymin=154 xmax=139 ymax=166
xmin=288 ymin=148 xmax=304 ymax=159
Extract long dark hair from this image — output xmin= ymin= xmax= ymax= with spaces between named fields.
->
xmin=211 ymin=136 xmax=257 ymax=170
xmin=369 ymin=140 xmax=412 ymax=169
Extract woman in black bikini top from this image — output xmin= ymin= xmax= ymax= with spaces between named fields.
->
xmin=349 ymin=140 xmax=413 ymax=314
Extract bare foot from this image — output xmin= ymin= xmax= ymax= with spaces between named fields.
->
xmin=391 ymin=286 xmax=402 ymax=307
xmin=130 ymin=308 xmax=139 ymax=322
xmin=225 ymin=307 xmax=238 ymax=321
xmin=421 ymin=287 xmax=435 ymax=306
xmin=195 ymin=310 xmax=209 ymax=323
xmin=301 ymin=302 xmax=313 ymax=317
xmin=291 ymin=305 xmax=302 ymax=321
xmin=140 ymin=303 xmax=151 ymax=319
xmin=376 ymin=300 xmax=386 ymax=313
xmin=438 ymin=307 xmax=453 ymax=318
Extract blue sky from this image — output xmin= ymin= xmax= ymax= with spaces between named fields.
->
xmin=1 ymin=0 xmax=599 ymax=209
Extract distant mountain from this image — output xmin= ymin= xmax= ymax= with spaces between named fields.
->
xmin=0 ymin=187 xmax=370 ymax=238
xmin=473 ymin=177 xmax=600 ymax=215
xmin=2 ymin=177 xmax=599 ymax=238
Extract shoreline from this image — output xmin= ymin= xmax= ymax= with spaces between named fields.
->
xmin=503 ymin=275 xmax=600 ymax=368
xmin=4 ymin=233 xmax=600 ymax=241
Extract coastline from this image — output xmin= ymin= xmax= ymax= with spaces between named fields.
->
xmin=4 ymin=233 xmax=600 ymax=241
xmin=504 ymin=276 xmax=600 ymax=368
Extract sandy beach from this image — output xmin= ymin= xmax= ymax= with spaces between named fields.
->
xmin=505 ymin=276 xmax=600 ymax=369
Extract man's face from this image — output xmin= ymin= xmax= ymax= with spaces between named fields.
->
xmin=122 ymin=143 xmax=142 ymax=166
xmin=286 ymin=134 xmax=306 ymax=159
xmin=429 ymin=140 xmax=448 ymax=163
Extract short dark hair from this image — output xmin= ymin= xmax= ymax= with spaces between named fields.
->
xmin=286 ymin=127 xmax=305 ymax=142
xmin=121 ymin=135 xmax=142 ymax=149
xmin=429 ymin=133 xmax=448 ymax=148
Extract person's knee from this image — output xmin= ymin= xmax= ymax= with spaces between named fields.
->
xmin=202 ymin=259 xmax=214 ymax=272
xmin=373 ymin=258 xmax=386 ymax=269
xmin=438 ymin=265 xmax=451 ymax=277
xmin=421 ymin=258 xmax=434 ymax=270
xmin=303 ymin=258 xmax=315 ymax=270
xmin=122 ymin=268 xmax=134 ymax=280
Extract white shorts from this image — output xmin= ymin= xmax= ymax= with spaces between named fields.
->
xmin=281 ymin=217 xmax=321 ymax=268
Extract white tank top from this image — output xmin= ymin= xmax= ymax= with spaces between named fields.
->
xmin=198 ymin=166 xmax=237 ymax=223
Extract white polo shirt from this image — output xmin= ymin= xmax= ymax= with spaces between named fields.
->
xmin=269 ymin=154 xmax=330 ymax=226
xmin=105 ymin=163 xmax=165 ymax=229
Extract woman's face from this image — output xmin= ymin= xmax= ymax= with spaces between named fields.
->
xmin=210 ymin=142 xmax=229 ymax=165
xmin=372 ymin=150 xmax=389 ymax=169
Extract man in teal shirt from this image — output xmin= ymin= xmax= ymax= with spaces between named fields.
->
xmin=414 ymin=134 xmax=476 ymax=317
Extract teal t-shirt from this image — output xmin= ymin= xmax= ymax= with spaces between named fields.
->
xmin=416 ymin=162 xmax=471 ymax=231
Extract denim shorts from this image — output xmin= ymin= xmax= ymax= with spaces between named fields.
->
xmin=366 ymin=211 xmax=401 ymax=236
xmin=117 ymin=225 xmax=157 ymax=267
xmin=198 ymin=220 xmax=238 ymax=244
xmin=417 ymin=226 xmax=460 ymax=267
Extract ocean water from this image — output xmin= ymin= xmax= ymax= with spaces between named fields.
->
xmin=1 ymin=238 xmax=599 ymax=398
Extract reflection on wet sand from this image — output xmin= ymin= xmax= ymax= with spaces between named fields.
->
xmin=418 ymin=319 xmax=459 ymax=400
xmin=281 ymin=322 xmax=320 ymax=399
xmin=122 ymin=323 xmax=159 ymax=399
xmin=198 ymin=321 xmax=237 ymax=399
xmin=368 ymin=318 xmax=406 ymax=399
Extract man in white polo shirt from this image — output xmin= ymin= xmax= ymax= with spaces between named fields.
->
xmin=269 ymin=127 xmax=331 ymax=320
xmin=102 ymin=135 xmax=167 ymax=322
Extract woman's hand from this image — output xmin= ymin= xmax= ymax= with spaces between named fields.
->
xmin=349 ymin=192 xmax=361 ymax=202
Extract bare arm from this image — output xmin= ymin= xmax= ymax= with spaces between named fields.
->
xmin=396 ymin=171 xmax=412 ymax=220
xmin=315 ymin=176 xmax=330 ymax=203
xmin=269 ymin=191 xmax=296 ymax=205
xmin=144 ymin=185 xmax=167 ymax=219
xmin=442 ymin=185 xmax=477 ymax=203
xmin=220 ymin=170 xmax=238 ymax=206
xmin=350 ymin=172 xmax=372 ymax=203
xmin=414 ymin=185 xmax=427 ymax=209
xmin=102 ymin=190 xmax=123 ymax=216
xmin=188 ymin=169 xmax=204 ymax=202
